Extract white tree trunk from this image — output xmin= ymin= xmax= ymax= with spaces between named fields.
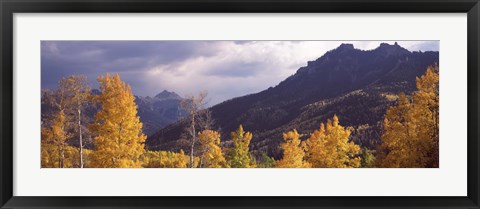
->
xmin=78 ymin=108 xmax=84 ymax=168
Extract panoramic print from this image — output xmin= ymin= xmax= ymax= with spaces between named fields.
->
xmin=41 ymin=41 xmax=439 ymax=168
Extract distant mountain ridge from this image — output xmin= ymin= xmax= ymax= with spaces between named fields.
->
xmin=153 ymin=90 xmax=182 ymax=100
xmin=135 ymin=90 xmax=185 ymax=135
xmin=146 ymin=43 xmax=439 ymax=157
xmin=44 ymin=89 xmax=185 ymax=136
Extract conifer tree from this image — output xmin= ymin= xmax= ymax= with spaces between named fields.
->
xmin=257 ymin=152 xmax=276 ymax=168
xmin=360 ymin=148 xmax=376 ymax=168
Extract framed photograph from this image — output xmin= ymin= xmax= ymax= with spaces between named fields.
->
xmin=1 ymin=0 xmax=479 ymax=208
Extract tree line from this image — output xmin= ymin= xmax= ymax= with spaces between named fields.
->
xmin=41 ymin=65 xmax=439 ymax=168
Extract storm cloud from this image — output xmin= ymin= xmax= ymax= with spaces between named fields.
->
xmin=41 ymin=40 xmax=439 ymax=106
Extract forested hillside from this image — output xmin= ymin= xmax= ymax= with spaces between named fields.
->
xmin=147 ymin=43 xmax=439 ymax=159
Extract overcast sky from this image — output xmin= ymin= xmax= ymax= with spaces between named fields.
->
xmin=41 ymin=41 xmax=439 ymax=106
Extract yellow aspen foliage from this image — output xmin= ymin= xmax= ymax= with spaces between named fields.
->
xmin=41 ymin=75 xmax=92 ymax=168
xmin=80 ymin=148 xmax=93 ymax=167
xmin=42 ymin=109 xmax=88 ymax=168
xmin=198 ymin=130 xmax=228 ymax=168
xmin=142 ymin=150 xmax=189 ymax=168
xmin=90 ymin=74 xmax=146 ymax=168
xmin=41 ymin=127 xmax=59 ymax=168
xmin=43 ymin=110 xmax=71 ymax=168
xmin=228 ymin=125 xmax=255 ymax=168
xmin=276 ymin=129 xmax=311 ymax=168
xmin=41 ymin=142 xmax=93 ymax=168
xmin=412 ymin=65 xmax=439 ymax=167
xmin=376 ymin=93 xmax=415 ymax=167
xmin=303 ymin=115 xmax=361 ymax=168
xmin=377 ymin=65 xmax=439 ymax=168
xmin=61 ymin=145 xmax=90 ymax=168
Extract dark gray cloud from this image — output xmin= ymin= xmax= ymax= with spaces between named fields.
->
xmin=41 ymin=41 xmax=221 ymax=90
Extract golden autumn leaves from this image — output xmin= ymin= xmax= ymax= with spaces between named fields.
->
xmin=276 ymin=115 xmax=361 ymax=168
xmin=41 ymin=75 xmax=91 ymax=168
xmin=90 ymin=74 xmax=147 ymax=168
xmin=376 ymin=66 xmax=439 ymax=168
xmin=41 ymin=65 xmax=439 ymax=168
xmin=268 ymin=65 xmax=439 ymax=168
xmin=42 ymin=74 xmax=147 ymax=168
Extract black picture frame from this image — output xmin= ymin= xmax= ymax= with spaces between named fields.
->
xmin=1 ymin=0 xmax=479 ymax=208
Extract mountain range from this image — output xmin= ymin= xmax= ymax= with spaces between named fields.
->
xmin=135 ymin=90 xmax=185 ymax=135
xmin=145 ymin=42 xmax=439 ymax=158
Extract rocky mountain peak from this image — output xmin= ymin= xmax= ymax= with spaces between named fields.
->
xmin=376 ymin=42 xmax=409 ymax=55
xmin=154 ymin=90 xmax=181 ymax=100
xmin=337 ymin=43 xmax=355 ymax=51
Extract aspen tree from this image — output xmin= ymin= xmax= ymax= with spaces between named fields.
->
xmin=197 ymin=130 xmax=227 ymax=168
xmin=90 ymin=74 xmax=146 ymax=168
xmin=377 ymin=65 xmax=439 ymax=168
xmin=180 ymin=92 xmax=208 ymax=168
xmin=303 ymin=115 xmax=361 ymax=168
xmin=63 ymin=75 xmax=91 ymax=168
xmin=228 ymin=125 xmax=254 ymax=168
xmin=276 ymin=130 xmax=311 ymax=168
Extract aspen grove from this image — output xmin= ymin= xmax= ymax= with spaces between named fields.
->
xmin=41 ymin=65 xmax=439 ymax=168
